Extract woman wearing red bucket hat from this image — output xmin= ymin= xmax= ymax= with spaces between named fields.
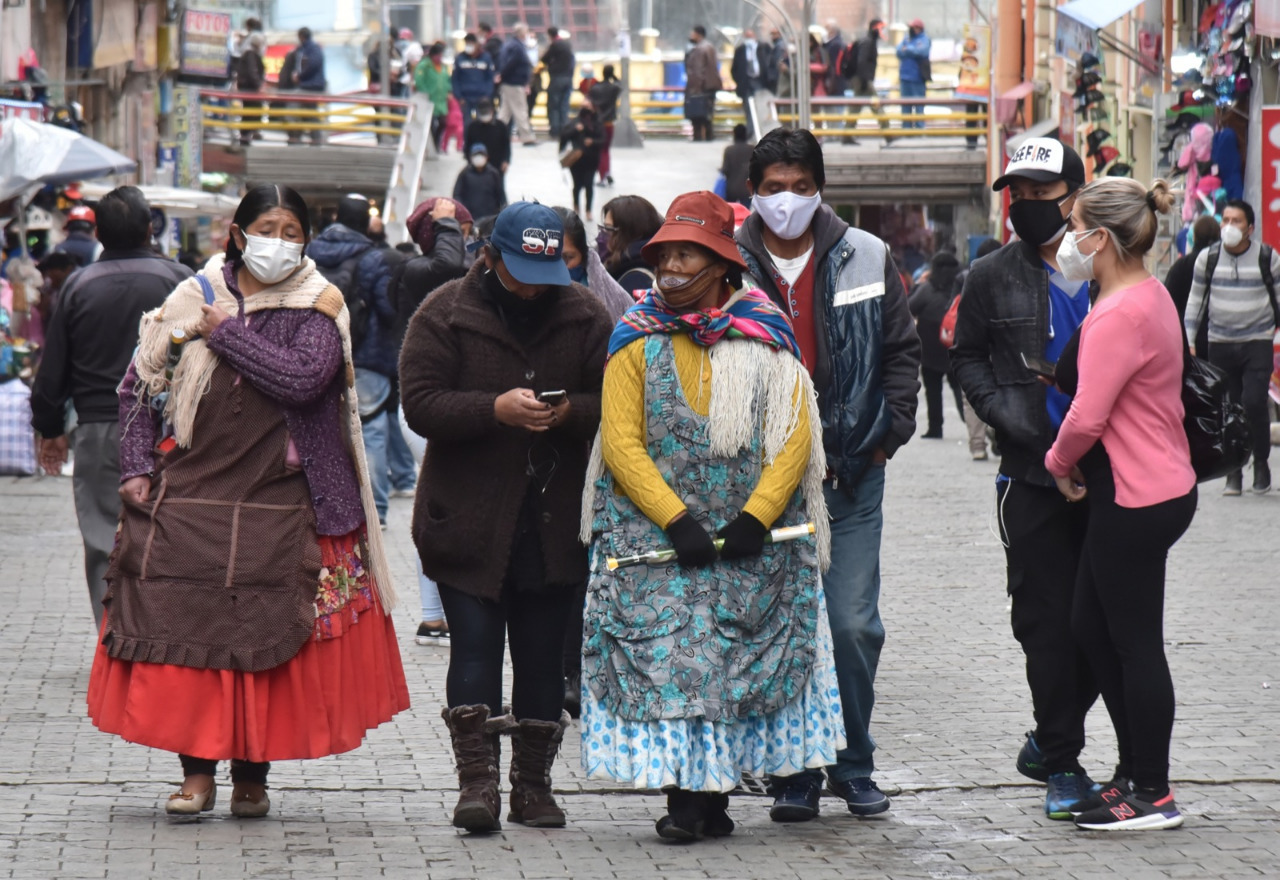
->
xmin=579 ymin=191 xmax=844 ymax=840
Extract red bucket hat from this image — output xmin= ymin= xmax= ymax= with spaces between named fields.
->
xmin=641 ymin=191 xmax=746 ymax=271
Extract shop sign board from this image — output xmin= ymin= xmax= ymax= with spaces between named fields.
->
xmin=170 ymin=87 xmax=203 ymax=189
xmin=957 ymin=23 xmax=991 ymax=100
xmin=179 ymin=8 xmax=231 ymax=83
xmin=1262 ymin=106 xmax=1280 ymax=251
xmin=1054 ymin=14 xmax=1098 ymax=59
xmin=0 ymin=99 xmax=45 ymax=122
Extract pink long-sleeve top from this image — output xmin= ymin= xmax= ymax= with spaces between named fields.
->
xmin=1045 ymin=276 xmax=1195 ymax=508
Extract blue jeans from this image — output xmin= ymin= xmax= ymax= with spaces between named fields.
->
xmin=777 ymin=464 xmax=886 ymax=786
xmin=386 ymin=403 xmax=417 ymax=492
xmin=901 ymin=80 xmax=926 ymax=128
xmin=547 ymin=76 xmax=572 ymax=136
xmin=355 ymin=368 xmax=393 ymax=524
xmin=418 ymin=558 xmax=445 ymax=621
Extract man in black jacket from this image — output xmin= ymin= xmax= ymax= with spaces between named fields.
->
xmin=464 ymin=98 xmax=512 ymax=174
xmin=541 ymin=26 xmax=575 ymax=138
xmin=845 ymin=20 xmax=888 ymax=136
xmin=31 ymin=186 xmax=192 ymax=627
xmin=735 ymin=128 xmax=920 ymax=821
xmin=730 ymin=29 xmax=763 ymax=132
xmin=950 ymin=138 xmax=1101 ymax=820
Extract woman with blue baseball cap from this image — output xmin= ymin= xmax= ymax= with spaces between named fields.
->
xmin=399 ymin=201 xmax=614 ymax=833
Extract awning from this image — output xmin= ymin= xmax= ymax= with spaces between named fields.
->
xmin=1005 ymin=119 xmax=1061 ymax=155
xmin=1056 ymin=0 xmax=1147 ymax=31
xmin=995 ymin=82 xmax=1036 ymax=126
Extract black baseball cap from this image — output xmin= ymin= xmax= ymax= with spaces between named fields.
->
xmin=993 ymin=137 xmax=1086 ymax=192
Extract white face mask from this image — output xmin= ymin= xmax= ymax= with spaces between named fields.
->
xmin=1055 ymin=229 xmax=1100 ymax=283
xmin=240 ymin=233 xmax=304 ymax=285
xmin=478 ymin=113 xmax=494 ymax=123
xmin=471 ymin=154 xmax=488 ymax=169
xmin=1220 ymin=224 xmax=1245 ymax=249
xmin=753 ymin=191 xmax=822 ymax=241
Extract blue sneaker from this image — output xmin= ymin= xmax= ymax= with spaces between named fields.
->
xmin=768 ymin=776 xmax=822 ymax=822
xmin=1045 ymin=772 xmax=1092 ymax=820
xmin=1017 ymin=731 xmax=1051 ymax=782
xmin=829 ymin=777 xmax=891 ymax=816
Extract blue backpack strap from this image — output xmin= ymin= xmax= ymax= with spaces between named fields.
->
xmin=195 ymin=274 xmax=216 ymax=305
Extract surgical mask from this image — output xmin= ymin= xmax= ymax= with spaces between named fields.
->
xmin=240 ymin=233 xmax=303 ymax=285
xmin=471 ymin=154 xmax=488 ymax=169
xmin=753 ymin=191 xmax=822 ymax=241
xmin=655 ymin=264 xmax=722 ymax=309
xmin=478 ymin=113 xmax=494 ymax=123
xmin=568 ymin=262 xmax=587 ymax=283
xmin=1008 ymin=196 xmax=1073 ymax=246
xmin=1055 ymin=229 xmax=1100 ymax=283
xmin=1220 ymin=224 xmax=1244 ymax=249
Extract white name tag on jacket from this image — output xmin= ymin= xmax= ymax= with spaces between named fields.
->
xmin=833 ymin=282 xmax=885 ymax=307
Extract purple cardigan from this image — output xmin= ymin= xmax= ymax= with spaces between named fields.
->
xmin=118 ymin=269 xmax=364 ymax=536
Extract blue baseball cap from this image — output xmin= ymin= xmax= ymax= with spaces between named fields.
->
xmin=488 ymin=202 xmax=571 ymax=286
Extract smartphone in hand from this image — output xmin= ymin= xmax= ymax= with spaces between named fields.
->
xmin=537 ymin=390 xmax=567 ymax=405
xmin=1020 ymin=352 xmax=1057 ymax=380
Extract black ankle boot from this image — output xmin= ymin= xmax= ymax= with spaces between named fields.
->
xmin=655 ymin=789 xmax=708 ymax=841
xmin=705 ymin=792 xmax=735 ymax=837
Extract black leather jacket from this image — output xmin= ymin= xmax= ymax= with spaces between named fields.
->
xmin=950 ymin=239 xmax=1058 ymax=486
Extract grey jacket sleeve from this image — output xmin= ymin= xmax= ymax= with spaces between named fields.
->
xmin=879 ymin=251 xmax=921 ymax=457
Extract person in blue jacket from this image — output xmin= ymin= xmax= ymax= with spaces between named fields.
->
xmin=294 ymin=28 xmax=328 ymax=143
xmin=451 ymin=33 xmax=496 ymax=124
xmin=896 ymin=20 xmax=931 ymax=130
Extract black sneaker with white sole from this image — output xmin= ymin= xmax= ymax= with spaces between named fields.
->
xmin=415 ymin=622 xmax=450 ymax=646
xmin=1074 ymin=788 xmax=1183 ymax=831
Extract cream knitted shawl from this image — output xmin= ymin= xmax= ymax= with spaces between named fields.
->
xmin=132 ymin=253 xmax=396 ymax=611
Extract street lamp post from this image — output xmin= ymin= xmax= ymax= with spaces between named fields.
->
xmin=612 ymin=0 xmax=643 ymax=147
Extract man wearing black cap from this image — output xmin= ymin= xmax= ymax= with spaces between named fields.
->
xmin=951 ymin=138 xmax=1102 ymax=821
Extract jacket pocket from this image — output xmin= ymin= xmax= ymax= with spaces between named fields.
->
xmin=989 ymin=318 xmax=1039 ymax=386
xmin=416 ymin=500 xmax=483 ymax=568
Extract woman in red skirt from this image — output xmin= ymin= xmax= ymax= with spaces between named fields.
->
xmin=88 ymin=184 xmax=409 ymax=818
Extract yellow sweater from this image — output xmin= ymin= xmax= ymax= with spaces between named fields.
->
xmin=601 ymin=334 xmax=812 ymax=530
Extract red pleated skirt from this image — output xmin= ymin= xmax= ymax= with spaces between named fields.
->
xmin=87 ymin=536 xmax=411 ymax=763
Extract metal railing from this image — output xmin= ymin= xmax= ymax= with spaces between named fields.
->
xmin=199 ymin=90 xmax=412 ymax=143
xmin=775 ymin=96 xmax=988 ymax=141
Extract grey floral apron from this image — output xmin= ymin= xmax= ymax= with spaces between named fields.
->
xmin=583 ymin=335 xmax=821 ymax=723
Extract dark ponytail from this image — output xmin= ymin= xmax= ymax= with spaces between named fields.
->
xmin=226 ymin=184 xmax=311 ymax=262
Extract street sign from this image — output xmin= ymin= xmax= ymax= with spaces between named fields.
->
xmin=1261 ymin=106 xmax=1280 ymax=252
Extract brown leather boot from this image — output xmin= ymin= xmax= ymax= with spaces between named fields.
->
xmin=508 ymin=711 xmax=570 ymax=828
xmin=442 ymin=704 xmax=514 ymax=833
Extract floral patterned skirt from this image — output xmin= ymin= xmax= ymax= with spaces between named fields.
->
xmin=580 ymin=589 xmax=846 ymax=792
xmin=87 ymin=526 xmax=410 ymax=763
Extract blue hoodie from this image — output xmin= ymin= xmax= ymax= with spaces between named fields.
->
xmin=452 ymin=48 xmax=496 ymax=101
xmin=306 ymin=224 xmax=398 ymax=375
xmin=296 ymin=38 xmax=326 ymax=91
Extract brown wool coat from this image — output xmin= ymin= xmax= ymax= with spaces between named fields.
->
xmin=399 ymin=261 xmax=612 ymax=600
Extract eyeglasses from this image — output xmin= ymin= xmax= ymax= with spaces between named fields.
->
xmin=597 ymin=224 xmax=618 ymax=235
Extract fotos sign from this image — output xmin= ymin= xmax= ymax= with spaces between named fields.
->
xmin=179 ymin=8 xmax=231 ymax=82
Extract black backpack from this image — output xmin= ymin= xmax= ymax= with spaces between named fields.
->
xmin=314 ymin=252 xmax=370 ymax=349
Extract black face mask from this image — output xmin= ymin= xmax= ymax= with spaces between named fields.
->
xmin=482 ymin=264 xmax=558 ymax=327
xmin=1008 ymin=195 xmax=1070 ymax=247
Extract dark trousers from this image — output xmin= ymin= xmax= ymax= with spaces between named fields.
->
xmin=964 ymin=101 xmax=981 ymax=148
xmin=1071 ymin=459 xmax=1196 ymax=790
xmin=1208 ymin=339 xmax=1274 ymax=465
xmin=562 ymin=580 xmax=588 ymax=675
xmin=850 ymin=77 xmax=888 ymax=131
xmin=239 ymin=99 xmax=263 ymax=145
xmin=570 ymin=161 xmax=597 ymax=214
xmin=997 ymin=479 xmax=1096 ymax=775
xmin=921 ymin=367 xmax=964 ymax=435
xmin=690 ymin=116 xmax=713 ymax=141
xmin=180 ymin=755 xmax=269 ymax=783
xmin=438 ymin=582 xmax=575 ymax=721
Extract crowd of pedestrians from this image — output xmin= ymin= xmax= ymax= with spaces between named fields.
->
xmin=15 ymin=41 xmax=1275 ymax=839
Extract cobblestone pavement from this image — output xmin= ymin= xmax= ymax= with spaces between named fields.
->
xmin=3 ymin=406 xmax=1278 ymax=879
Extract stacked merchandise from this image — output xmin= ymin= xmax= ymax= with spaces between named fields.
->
xmin=1075 ymin=55 xmax=1131 ymax=178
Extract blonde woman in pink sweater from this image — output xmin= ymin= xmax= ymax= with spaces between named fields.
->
xmin=1044 ymin=177 xmax=1196 ymax=832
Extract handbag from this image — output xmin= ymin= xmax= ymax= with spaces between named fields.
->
xmin=559 ymin=146 xmax=582 ymax=168
xmin=1181 ymin=347 xmax=1250 ymax=482
xmin=683 ymin=94 xmax=711 ymax=120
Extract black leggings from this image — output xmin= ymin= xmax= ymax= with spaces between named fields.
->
xmin=1071 ymin=457 xmax=1196 ymax=791
xmin=438 ymin=582 xmax=575 ymax=721
xmin=570 ymin=163 xmax=597 ymax=214
xmin=179 ymin=755 xmax=269 ymax=784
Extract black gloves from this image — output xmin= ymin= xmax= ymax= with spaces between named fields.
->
xmin=716 ymin=512 xmax=768 ymax=560
xmin=665 ymin=513 xmax=718 ymax=568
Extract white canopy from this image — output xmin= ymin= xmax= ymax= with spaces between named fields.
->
xmin=78 ymin=183 xmax=240 ymax=218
